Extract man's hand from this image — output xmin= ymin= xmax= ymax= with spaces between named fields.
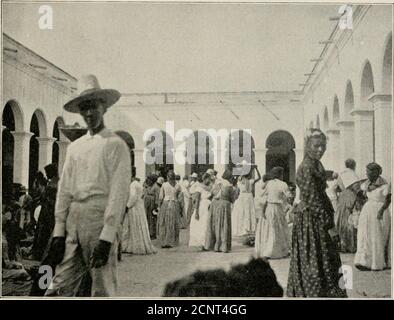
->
xmin=90 ymin=240 xmax=112 ymax=268
xmin=47 ymin=237 xmax=66 ymax=266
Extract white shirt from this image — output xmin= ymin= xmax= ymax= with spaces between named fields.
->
xmin=53 ymin=127 xmax=131 ymax=243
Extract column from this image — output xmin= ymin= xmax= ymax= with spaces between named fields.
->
xmin=134 ymin=149 xmax=146 ymax=179
xmin=326 ymin=128 xmax=340 ymax=172
xmin=11 ymin=131 xmax=34 ymax=187
xmin=336 ymin=120 xmax=355 ymax=171
xmin=37 ymin=137 xmax=57 ymax=171
xmin=369 ymin=93 xmax=392 ymax=181
xmin=350 ymin=109 xmax=374 ymax=179
xmin=56 ymin=140 xmax=70 ymax=175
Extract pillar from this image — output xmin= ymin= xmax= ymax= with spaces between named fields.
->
xmin=57 ymin=140 xmax=70 ymax=175
xmin=336 ymin=120 xmax=355 ymax=171
xmin=350 ymin=109 xmax=374 ymax=179
xmin=37 ymin=137 xmax=57 ymax=171
xmin=326 ymin=128 xmax=340 ymax=172
xmin=369 ymin=93 xmax=392 ymax=181
xmin=11 ymin=131 xmax=34 ymax=187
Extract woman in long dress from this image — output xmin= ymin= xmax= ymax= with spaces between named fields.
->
xmin=157 ymin=171 xmax=183 ymax=248
xmin=255 ymin=167 xmax=290 ymax=259
xmin=287 ymin=129 xmax=347 ymax=298
xmin=335 ymin=180 xmax=363 ymax=253
xmin=189 ymin=173 xmax=212 ymax=248
xmin=123 ymin=178 xmax=156 ymax=255
xmin=204 ymin=170 xmax=236 ymax=253
xmin=143 ymin=175 xmax=159 ymax=240
xmin=354 ymin=163 xmax=391 ymax=271
xmin=232 ymin=165 xmax=261 ymax=237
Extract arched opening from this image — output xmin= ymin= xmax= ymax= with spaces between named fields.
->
xmin=225 ymin=130 xmax=255 ymax=175
xmin=344 ymin=81 xmax=354 ymax=118
xmin=333 ymin=95 xmax=340 ymax=124
xmin=145 ymin=130 xmax=174 ymax=178
xmin=185 ymin=130 xmax=214 ymax=177
xmin=2 ymin=102 xmax=16 ymax=201
xmin=360 ymin=61 xmax=375 ymax=160
xmin=382 ymin=33 xmax=392 ymax=93
xmin=29 ymin=114 xmax=40 ymax=190
xmin=266 ymin=130 xmax=296 ymax=183
xmin=360 ymin=61 xmax=375 ymax=109
xmin=115 ymin=130 xmax=136 ymax=177
xmin=29 ymin=109 xmax=47 ymax=189
xmin=323 ymin=107 xmax=329 ymax=131
xmin=52 ymin=117 xmax=65 ymax=167
xmin=315 ymin=114 xmax=320 ymax=129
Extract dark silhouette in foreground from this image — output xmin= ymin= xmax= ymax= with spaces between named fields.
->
xmin=163 ymin=257 xmax=283 ymax=297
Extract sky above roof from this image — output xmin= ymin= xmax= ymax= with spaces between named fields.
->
xmin=3 ymin=2 xmax=339 ymax=93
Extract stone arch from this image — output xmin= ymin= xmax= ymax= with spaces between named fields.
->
xmin=2 ymin=101 xmax=23 ymax=200
xmin=31 ymin=109 xmax=48 ymax=138
xmin=115 ymin=130 xmax=136 ymax=178
xmin=382 ymin=32 xmax=392 ymax=93
xmin=145 ymin=130 xmax=174 ymax=178
xmin=360 ymin=60 xmax=375 ymax=109
xmin=52 ymin=116 xmax=66 ymax=167
xmin=266 ymin=130 xmax=296 ymax=183
xmin=2 ymin=99 xmax=24 ymax=132
xmin=315 ymin=114 xmax=320 ymax=129
xmin=185 ymin=130 xmax=214 ymax=177
xmin=323 ymin=106 xmax=329 ymax=131
xmin=344 ymin=80 xmax=355 ymax=118
xmin=332 ymin=95 xmax=340 ymax=124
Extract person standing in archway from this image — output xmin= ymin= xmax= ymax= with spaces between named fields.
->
xmin=287 ymin=129 xmax=347 ymax=298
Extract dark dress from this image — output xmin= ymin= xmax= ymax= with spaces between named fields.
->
xmin=335 ymin=182 xmax=364 ymax=253
xmin=287 ymin=155 xmax=347 ymax=298
xmin=144 ymin=184 xmax=160 ymax=239
xmin=204 ymin=181 xmax=235 ymax=253
xmin=32 ymin=177 xmax=58 ymax=260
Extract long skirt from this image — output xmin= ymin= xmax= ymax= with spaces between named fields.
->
xmin=144 ymin=194 xmax=157 ymax=239
xmin=354 ymin=201 xmax=391 ymax=271
xmin=204 ymin=199 xmax=232 ymax=253
xmin=287 ymin=205 xmax=347 ymax=298
xmin=122 ymin=200 xmax=156 ymax=255
xmin=232 ymin=192 xmax=256 ymax=237
xmin=180 ymin=195 xmax=190 ymax=229
xmin=336 ymin=189 xmax=357 ymax=253
xmin=157 ymin=200 xmax=181 ymax=248
xmin=189 ymin=199 xmax=211 ymax=247
xmin=254 ymin=203 xmax=289 ymax=259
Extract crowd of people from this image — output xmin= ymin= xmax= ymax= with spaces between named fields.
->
xmin=2 ymin=74 xmax=391 ymax=298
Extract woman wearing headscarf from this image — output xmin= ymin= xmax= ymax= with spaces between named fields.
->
xmin=354 ymin=162 xmax=391 ymax=271
xmin=254 ymin=166 xmax=290 ymax=259
xmin=157 ymin=170 xmax=183 ymax=248
xmin=287 ymin=129 xmax=347 ymax=298
xmin=335 ymin=159 xmax=363 ymax=253
xmin=204 ymin=169 xmax=236 ymax=253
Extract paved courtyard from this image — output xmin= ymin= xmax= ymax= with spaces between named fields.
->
xmin=117 ymin=229 xmax=392 ymax=298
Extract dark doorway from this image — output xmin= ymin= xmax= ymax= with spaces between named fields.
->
xmin=29 ymin=113 xmax=40 ymax=190
xmin=266 ymin=130 xmax=296 ymax=183
xmin=2 ymin=102 xmax=16 ymax=201
xmin=185 ymin=131 xmax=214 ymax=177
xmin=145 ymin=130 xmax=174 ymax=178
